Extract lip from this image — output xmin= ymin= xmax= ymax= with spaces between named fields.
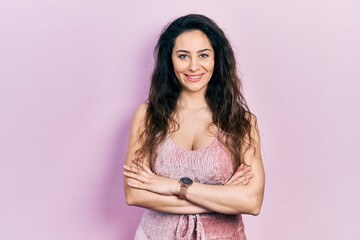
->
xmin=185 ymin=73 xmax=204 ymax=82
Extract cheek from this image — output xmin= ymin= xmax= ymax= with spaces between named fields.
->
xmin=172 ymin=60 xmax=184 ymax=81
xmin=173 ymin=60 xmax=187 ymax=73
xmin=203 ymin=60 xmax=215 ymax=72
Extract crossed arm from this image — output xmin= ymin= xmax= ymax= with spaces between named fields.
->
xmin=123 ymin=104 xmax=265 ymax=215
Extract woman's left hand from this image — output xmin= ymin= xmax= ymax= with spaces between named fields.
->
xmin=224 ymin=164 xmax=253 ymax=186
xmin=124 ymin=162 xmax=178 ymax=196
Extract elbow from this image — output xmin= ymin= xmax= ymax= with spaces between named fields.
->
xmin=226 ymin=199 xmax=262 ymax=215
xmin=248 ymin=205 xmax=261 ymax=216
xmin=232 ymin=195 xmax=262 ymax=216
xmin=125 ymin=196 xmax=135 ymax=206
xmin=125 ymin=190 xmax=138 ymax=206
xmin=124 ymin=182 xmax=143 ymax=207
xmin=247 ymin=196 xmax=263 ymax=216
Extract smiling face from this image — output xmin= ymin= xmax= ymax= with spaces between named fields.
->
xmin=172 ymin=30 xmax=215 ymax=95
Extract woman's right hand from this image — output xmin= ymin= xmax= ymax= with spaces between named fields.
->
xmin=224 ymin=164 xmax=253 ymax=186
xmin=124 ymin=161 xmax=179 ymax=196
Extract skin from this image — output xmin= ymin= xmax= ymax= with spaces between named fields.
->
xmin=172 ymin=30 xmax=214 ymax=96
xmin=124 ymin=30 xmax=265 ymax=215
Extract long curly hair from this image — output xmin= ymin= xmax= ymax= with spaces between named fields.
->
xmin=135 ymin=14 xmax=256 ymax=169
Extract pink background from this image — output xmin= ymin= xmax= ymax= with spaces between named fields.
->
xmin=1 ymin=1 xmax=359 ymax=239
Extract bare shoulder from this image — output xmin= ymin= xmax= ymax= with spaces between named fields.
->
xmin=245 ymin=111 xmax=258 ymax=129
xmin=129 ymin=103 xmax=148 ymax=140
xmin=133 ymin=103 xmax=148 ymax=121
xmin=125 ymin=103 xmax=149 ymax=165
xmin=243 ymin=111 xmax=260 ymax=144
xmin=130 ymin=103 xmax=147 ymax=128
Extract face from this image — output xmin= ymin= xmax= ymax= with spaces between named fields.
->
xmin=172 ymin=30 xmax=215 ymax=94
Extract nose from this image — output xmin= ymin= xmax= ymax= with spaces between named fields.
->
xmin=188 ymin=58 xmax=200 ymax=72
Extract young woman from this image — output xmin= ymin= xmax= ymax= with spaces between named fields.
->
xmin=124 ymin=14 xmax=265 ymax=240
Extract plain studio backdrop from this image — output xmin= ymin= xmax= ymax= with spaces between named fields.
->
xmin=1 ymin=0 xmax=359 ymax=239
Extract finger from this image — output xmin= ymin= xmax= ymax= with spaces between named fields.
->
xmin=124 ymin=170 xmax=150 ymax=183
xmin=235 ymin=166 xmax=252 ymax=177
xmin=241 ymin=178 xmax=250 ymax=185
xmin=232 ymin=175 xmax=248 ymax=185
xmin=245 ymin=172 xmax=254 ymax=179
xmin=228 ymin=171 xmax=254 ymax=185
xmin=225 ymin=176 xmax=236 ymax=185
xmin=238 ymin=165 xmax=251 ymax=173
xmin=125 ymin=164 xmax=152 ymax=177
xmin=226 ymin=174 xmax=243 ymax=185
xmin=131 ymin=161 xmax=145 ymax=172
xmin=129 ymin=160 xmax=146 ymax=171
xmin=124 ymin=165 xmax=142 ymax=174
xmin=234 ymin=173 xmax=254 ymax=185
xmin=130 ymin=161 xmax=154 ymax=175
xmin=140 ymin=164 xmax=155 ymax=175
xmin=131 ymin=159 xmax=141 ymax=167
xmin=123 ymin=171 xmax=141 ymax=181
xmin=226 ymin=166 xmax=252 ymax=185
xmin=226 ymin=169 xmax=242 ymax=185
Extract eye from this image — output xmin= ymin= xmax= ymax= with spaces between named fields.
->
xmin=178 ymin=54 xmax=189 ymax=59
xmin=200 ymin=53 xmax=209 ymax=58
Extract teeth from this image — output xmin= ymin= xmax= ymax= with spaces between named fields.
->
xmin=188 ymin=75 xmax=201 ymax=79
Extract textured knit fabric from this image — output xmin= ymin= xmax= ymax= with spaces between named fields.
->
xmin=134 ymin=136 xmax=247 ymax=240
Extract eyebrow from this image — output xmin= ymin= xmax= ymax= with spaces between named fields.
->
xmin=175 ymin=48 xmax=212 ymax=53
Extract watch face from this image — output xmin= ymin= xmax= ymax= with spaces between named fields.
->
xmin=180 ymin=177 xmax=193 ymax=185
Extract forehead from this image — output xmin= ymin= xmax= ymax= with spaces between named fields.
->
xmin=173 ymin=30 xmax=213 ymax=51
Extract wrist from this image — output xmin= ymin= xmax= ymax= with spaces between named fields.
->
xmin=178 ymin=177 xmax=193 ymax=199
xmin=171 ymin=179 xmax=180 ymax=195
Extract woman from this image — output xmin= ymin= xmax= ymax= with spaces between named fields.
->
xmin=124 ymin=14 xmax=265 ymax=240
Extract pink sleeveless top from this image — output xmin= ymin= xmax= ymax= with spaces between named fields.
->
xmin=134 ymin=136 xmax=247 ymax=240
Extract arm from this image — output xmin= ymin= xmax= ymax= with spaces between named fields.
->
xmin=124 ymin=104 xmax=211 ymax=214
xmin=178 ymin=117 xmax=264 ymax=215
xmin=124 ymin=107 xmax=263 ymax=215
xmin=124 ymin=111 xmax=265 ymax=215
xmin=183 ymin=138 xmax=264 ymax=215
xmin=124 ymin=161 xmax=253 ymax=214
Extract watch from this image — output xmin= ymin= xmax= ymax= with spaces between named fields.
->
xmin=178 ymin=177 xmax=193 ymax=199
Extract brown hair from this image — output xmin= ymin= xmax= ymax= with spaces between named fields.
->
xmin=135 ymin=14 xmax=257 ymax=169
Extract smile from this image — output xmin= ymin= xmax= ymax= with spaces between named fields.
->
xmin=185 ymin=73 xmax=204 ymax=82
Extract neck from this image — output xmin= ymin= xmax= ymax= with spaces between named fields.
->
xmin=177 ymin=90 xmax=208 ymax=110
